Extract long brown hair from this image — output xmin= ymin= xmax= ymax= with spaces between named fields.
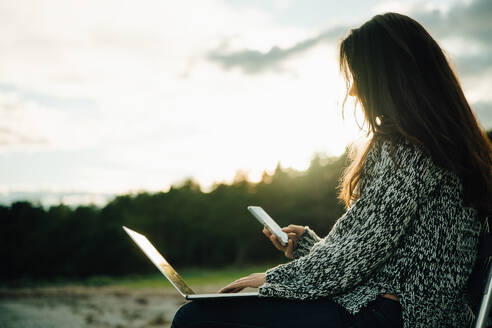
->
xmin=337 ymin=13 xmax=492 ymax=220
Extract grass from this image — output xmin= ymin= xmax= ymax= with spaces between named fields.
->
xmin=118 ymin=263 xmax=276 ymax=289
xmin=3 ymin=263 xmax=279 ymax=289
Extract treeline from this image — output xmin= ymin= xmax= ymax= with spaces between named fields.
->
xmin=1 ymin=152 xmax=349 ymax=282
xmin=3 ymin=131 xmax=491 ymax=283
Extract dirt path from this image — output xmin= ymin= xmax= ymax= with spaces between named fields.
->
xmin=0 ymin=286 xmax=186 ymax=328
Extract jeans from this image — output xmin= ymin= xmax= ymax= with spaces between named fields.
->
xmin=346 ymin=296 xmax=403 ymax=328
xmin=170 ymin=295 xmax=403 ymax=328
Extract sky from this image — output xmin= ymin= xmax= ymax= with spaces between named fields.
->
xmin=1 ymin=0 xmax=491 ymax=206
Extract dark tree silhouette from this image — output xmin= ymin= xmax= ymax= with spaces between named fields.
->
xmin=2 ymin=132 xmax=491 ymax=282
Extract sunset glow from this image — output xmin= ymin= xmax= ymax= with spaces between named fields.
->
xmin=0 ymin=0 xmax=490 ymax=205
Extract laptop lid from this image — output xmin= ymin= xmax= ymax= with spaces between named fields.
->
xmin=122 ymin=226 xmax=195 ymax=297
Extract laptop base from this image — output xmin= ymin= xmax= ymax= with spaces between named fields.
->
xmin=186 ymin=292 xmax=259 ymax=300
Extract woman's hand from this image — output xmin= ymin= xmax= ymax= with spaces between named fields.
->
xmin=263 ymin=224 xmax=305 ymax=259
xmin=218 ymin=273 xmax=266 ymax=293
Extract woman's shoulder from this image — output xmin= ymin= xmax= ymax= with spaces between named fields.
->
xmin=370 ymin=136 xmax=462 ymax=188
xmin=366 ymin=136 xmax=452 ymax=187
xmin=371 ymin=136 xmax=431 ymax=168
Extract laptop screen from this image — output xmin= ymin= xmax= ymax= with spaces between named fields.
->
xmin=123 ymin=226 xmax=195 ymax=296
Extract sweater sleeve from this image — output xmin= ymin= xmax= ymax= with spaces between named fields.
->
xmin=258 ymin=140 xmax=436 ymax=299
xmin=291 ymin=226 xmax=322 ymax=259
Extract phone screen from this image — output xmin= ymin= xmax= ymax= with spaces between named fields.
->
xmin=247 ymin=206 xmax=289 ymax=246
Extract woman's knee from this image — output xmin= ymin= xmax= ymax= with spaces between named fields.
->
xmin=171 ymin=301 xmax=198 ymax=328
xmin=172 ymin=301 xmax=216 ymax=328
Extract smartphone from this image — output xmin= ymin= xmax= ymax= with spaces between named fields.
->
xmin=247 ymin=206 xmax=289 ymax=246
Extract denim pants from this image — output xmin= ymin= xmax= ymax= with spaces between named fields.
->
xmin=170 ymin=295 xmax=403 ymax=328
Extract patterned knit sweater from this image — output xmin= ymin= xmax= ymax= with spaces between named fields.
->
xmin=258 ymin=137 xmax=482 ymax=328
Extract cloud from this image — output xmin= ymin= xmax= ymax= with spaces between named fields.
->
xmin=206 ymin=27 xmax=346 ymax=74
xmin=205 ymin=0 xmax=492 ymax=134
xmin=207 ymin=0 xmax=492 ymax=79
xmin=411 ymin=0 xmax=492 ymax=77
xmin=0 ymin=127 xmax=49 ymax=146
xmin=0 ymin=90 xmax=99 ymax=151
xmin=1 ymin=0 xmax=489 ymax=199
xmin=0 ymin=0 xmax=310 ymax=149
xmin=472 ymin=101 xmax=492 ymax=130
xmin=414 ymin=0 xmax=492 ymax=46
xmin=453 ymin=54 xmax=492 ymax=77
xmin=1 ymin=0 xmax=364 ymax=196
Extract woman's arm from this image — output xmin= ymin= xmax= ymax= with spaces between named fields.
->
xmin=258 ymin=140 xmax=437 ymax=299
xmin=291 ymin=227 xmax=322 ymax=259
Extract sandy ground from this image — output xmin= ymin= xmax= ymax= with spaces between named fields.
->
xmin=0 ymin=286 xmax=188 ymax=328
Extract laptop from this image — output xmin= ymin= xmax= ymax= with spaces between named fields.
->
xmin=122 ymin=226 xmax=259 ymax=300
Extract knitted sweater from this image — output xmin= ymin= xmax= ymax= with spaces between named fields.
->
xmin=258 ymin=137 xmax=481 ymax=328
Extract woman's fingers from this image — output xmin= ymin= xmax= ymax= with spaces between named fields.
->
xmin=282 ymin=225 xmax=305 ymax=236
xmin=262 ymin=225 xmax=302 ymax=259
xmin=218 ymin=281 xmax=245 ymax=293
xmin=218 ymin=273 xmax=265 ymax=293
xmin=263 ymin=226 xmax=286 ymax=251
xmin=285 ymin=239 xmax=294 ymax=259
xmin=220 ymin=285 xmax=243 ymax=293
xmin=218 ymin=286 xmax=241 ymax=293
xmin=269 ymin=234 xmax=286 ymax=251
xmin=218 ymin=273 xmax=267 ymax=293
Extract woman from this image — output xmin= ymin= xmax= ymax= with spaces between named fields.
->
xmin=171 ymin=12 xmax=492 ymax=328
